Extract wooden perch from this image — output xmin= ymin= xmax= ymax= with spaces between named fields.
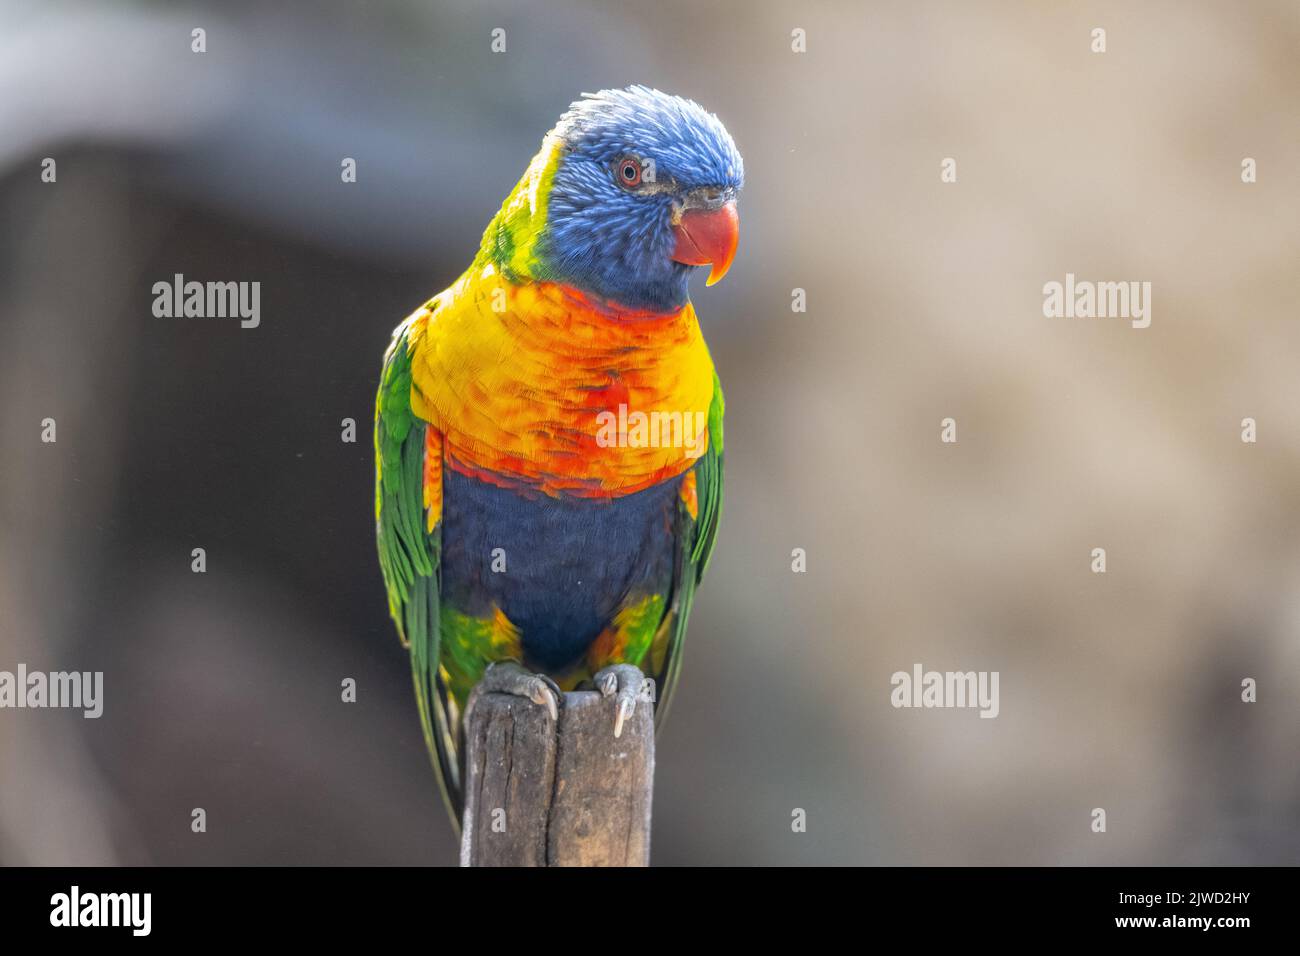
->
xmin=460 ymin=689 xmax=654 ymax=866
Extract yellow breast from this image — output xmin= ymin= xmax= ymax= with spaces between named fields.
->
xmin=406 ymin=265 xmax=715 ymax=498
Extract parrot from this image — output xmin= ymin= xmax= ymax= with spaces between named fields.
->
xmin=374 ymin=85 xmax=742 ymax=828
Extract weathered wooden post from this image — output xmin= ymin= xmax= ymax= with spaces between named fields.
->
xmin=460 ymin=689 xmax=655 ymax=866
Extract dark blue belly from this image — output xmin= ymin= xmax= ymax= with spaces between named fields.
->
xmin=439 ymin=468 xmax=678 ymax=671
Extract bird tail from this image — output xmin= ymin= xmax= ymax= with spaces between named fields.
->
xmin=407 ymin=574 xmax=464 ymax=835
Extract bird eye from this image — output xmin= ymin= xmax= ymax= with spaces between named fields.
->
xmin=615 ymin=157 xmax=642 ymax=188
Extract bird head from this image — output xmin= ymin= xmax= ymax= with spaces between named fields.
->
xmin=477 ymin=86 xmax=744 ymax=314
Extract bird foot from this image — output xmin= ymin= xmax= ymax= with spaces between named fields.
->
xmin=468 ymin=661 xmax=561 ymax=723
xmin=594 ymin=664 xmax=656 ymax=738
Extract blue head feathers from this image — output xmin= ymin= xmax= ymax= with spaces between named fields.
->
xmin=536 ymin=86 xmax=744 ymax=313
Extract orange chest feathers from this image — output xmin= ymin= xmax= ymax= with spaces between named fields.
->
xmin=407 ymin=267 xmax=716 ymax=498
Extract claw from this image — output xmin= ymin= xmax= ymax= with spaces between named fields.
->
xmin=531 ymin=680 xmax=559 ymax=722
xmin=474 ymin=661 xmax=561 ymax=723
xmin=594 ymin=663 xmax=652 ymax=738
xmin=614 ymin=697 xmax=635 ymax=738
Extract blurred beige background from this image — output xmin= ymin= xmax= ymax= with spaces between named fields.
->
xmin=1 ymin=0 xmax=1297 ymax=864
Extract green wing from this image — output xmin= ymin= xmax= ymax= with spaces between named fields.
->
xmin=375 ymin=316 xmax=461 ymax=830
xmin=654 ymin=371 xmax=725 ymax=722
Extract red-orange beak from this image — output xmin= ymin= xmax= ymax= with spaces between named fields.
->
xmin=671 ymin=201 xmax=739 ymax=287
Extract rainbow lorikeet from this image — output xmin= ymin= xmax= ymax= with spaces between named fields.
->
xmin=375 ymin=86 xmax=742 ymax=826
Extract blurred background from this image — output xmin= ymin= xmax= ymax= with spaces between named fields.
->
xmin=1 ymin=0 xmax=1298 ymax=865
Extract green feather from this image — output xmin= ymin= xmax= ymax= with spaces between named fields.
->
xmin=656 ymin=373 xmax=724 ymax=722
xmin=374 ymin=318 xmax=459 ymax=831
